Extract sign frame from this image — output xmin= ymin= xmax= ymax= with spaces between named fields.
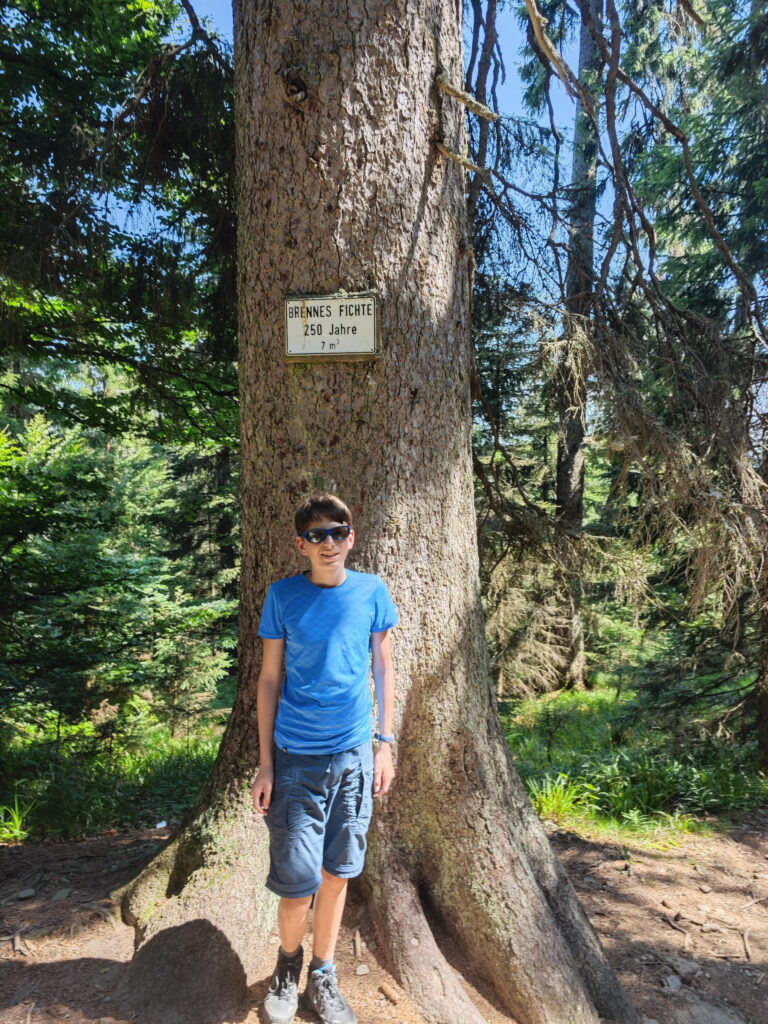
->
xmin=284 ymin=291 xmax=381 ymax=362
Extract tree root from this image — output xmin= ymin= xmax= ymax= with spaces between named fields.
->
xmin=425 ymin=826 xmax=605 ymax=1024
xmin=380 ymin=714 xmax=640 ymax=1024
xmin=498 ymin=760 xmax=640 ymax=1022
xmin=365 ymin=856 xmax=488 ymax=1024
xmin=119 ymin=788 xmax=274 ymax=1001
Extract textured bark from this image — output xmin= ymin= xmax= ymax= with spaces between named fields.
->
xmin=757 ymin=459 xmax=768 ymax=774
xmin=757 ymin=604 xmax=768 ymax=773
xmin=121 ymin=3 xmax=638 ymax=1023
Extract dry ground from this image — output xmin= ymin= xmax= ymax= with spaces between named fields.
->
xmin=1 ymin=816 xmax=767 ymax=1024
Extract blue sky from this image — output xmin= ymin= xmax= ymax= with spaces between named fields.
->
xmin=191 ymin=0 xmax=233 ymax=40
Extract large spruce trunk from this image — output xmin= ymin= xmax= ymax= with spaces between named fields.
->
xmin=121 ymin=3 xmax=638 ymax=1022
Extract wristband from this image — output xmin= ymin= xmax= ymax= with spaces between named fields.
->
xmin=374 ymin=732 xmax=395 ymax=744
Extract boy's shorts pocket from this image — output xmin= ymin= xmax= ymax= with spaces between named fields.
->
xmin=343 ymin=759 xmax=373 ymax=835
xmin=267 ymin=760 xmax=296 ymax=830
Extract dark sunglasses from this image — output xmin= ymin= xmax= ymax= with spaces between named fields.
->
xmin=301 ymin=525 xmax=352 ymax=544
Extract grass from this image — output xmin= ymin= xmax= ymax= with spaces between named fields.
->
xmin=0 ymin=795 xmax=36 ymax=843
xmin=4 ymin=674 xmax=767 ymax=846
xmin=0 ymin=715 xmax=221 ymax=840
xmin=503 ymin=685 xmax=768 ymax=844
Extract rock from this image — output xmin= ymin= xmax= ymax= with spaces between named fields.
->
xmin=700 ymin=884 xmax=712 ymax=893
xmin=663 ymin=956 xmax=700 ymax=980
xmin=355 ymin=964 xmax=370 ymax=976
xmin=52 ymin=888 xmax=72 ymax=901
xmin=663 ymin=975 xmax=683 ymax=994
xmin=16 ymin=889 xmax=35 ymax=900
xmin=671 ymin=990 xmax=749 ymax=1024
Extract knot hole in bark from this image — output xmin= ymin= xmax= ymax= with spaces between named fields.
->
xmin=282 ymin=68 xmax=308 ymax=105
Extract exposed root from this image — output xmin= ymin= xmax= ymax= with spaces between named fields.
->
xmin=119 ymin=788 xmax=275 ymax=997
xmin=426 ymin=825 xmax=605 ymax=1024
xmin=366 ymin=858 xmax=488 ymax=1024
xmin=401 ymin=714 xmax=640 ymax=1024
xmin=119 ymin=832 xmax=181 ymax=946
xmin=497 ymin=761 xmax=640 ymax=1023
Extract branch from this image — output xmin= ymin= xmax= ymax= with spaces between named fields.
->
xmin=522 ymin=0 xmax=594 ymax=112
xmin=178 ymin=0 xmax=232 ymax=75
xmin=435 ymin=141 xmax=489 ymax=177
xmin=574 ymin=0 xmax=765 ymax=339
xmin=435 ymin=73 xmax=499 ymax=121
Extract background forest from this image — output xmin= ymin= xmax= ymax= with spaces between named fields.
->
xmin=1 ymin=0 xmax=767 ymax=842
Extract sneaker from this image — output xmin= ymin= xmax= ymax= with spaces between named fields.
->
xmin=261 ymin=947 xmax=303 ymax=1024
xmin=304 ymin=963 xmax=357 ymax=1024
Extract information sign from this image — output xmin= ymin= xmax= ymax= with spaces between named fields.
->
xmin=285 ymin=293 xmax=379 ymax=359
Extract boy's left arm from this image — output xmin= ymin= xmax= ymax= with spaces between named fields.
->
xmin=371 ymin=629 xmax=396 ymax=797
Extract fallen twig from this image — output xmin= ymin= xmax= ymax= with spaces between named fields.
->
xmin=662 ymin=913 xmax=687 ymax=934
xmin=739 ymin=895 xmax=768 ymax=910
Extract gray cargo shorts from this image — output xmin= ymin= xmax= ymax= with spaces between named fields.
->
xmin=265 ymin=741 xmax=374 ymax=898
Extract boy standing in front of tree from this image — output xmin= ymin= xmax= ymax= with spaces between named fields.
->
xmin=251 ymin=493 xmax=397 ymax=1024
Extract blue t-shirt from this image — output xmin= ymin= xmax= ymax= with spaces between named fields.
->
xmin=258 ymin=569 xmax=399 ymax=753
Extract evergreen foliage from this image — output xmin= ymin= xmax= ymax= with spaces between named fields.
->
xmin=0 ymin=1 xmax=238 ymax=797
xmin=1 ymin=0 xmax=766 ymax=838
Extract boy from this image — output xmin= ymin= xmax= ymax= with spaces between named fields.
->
xmin=251 ymin=493 xmax=397 ymax=1024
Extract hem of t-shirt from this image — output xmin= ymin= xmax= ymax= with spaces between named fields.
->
xmin=274 ymin=725 xmax=372 ymax=756
xmin=371 ymin=615 xmax=399 ymax=633
xmin=258 ymin=631 xmax=285 ymax=639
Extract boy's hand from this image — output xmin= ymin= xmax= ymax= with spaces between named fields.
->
xmin=373 ymin=744 xmax=395 ymax=798
xmin=251 ymin=765 xmax=274 ymax=815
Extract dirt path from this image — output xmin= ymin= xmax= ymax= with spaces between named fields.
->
xmin=1 ymin=818 xmax=767 ymax=1024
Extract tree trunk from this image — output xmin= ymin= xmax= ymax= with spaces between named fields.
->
xmin=120 ymin=3 xmax=638 ymax=1023
xmin=756 ymin=453 xmax=768 ymax=773
xmin=757 ymin=589 xmax=768 ymax=773
xmin=554 ymin=0 xmax=601 ymax=690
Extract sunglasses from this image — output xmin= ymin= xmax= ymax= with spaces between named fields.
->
xmin=300 ymin=525 xmax=352 ymax=544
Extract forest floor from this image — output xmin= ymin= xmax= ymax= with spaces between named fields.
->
xmin=1 ymin=816 xmax=767 ymax=1024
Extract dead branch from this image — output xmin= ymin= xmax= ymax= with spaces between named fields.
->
xmin=435 ymin=73 xmax=499 ymax=120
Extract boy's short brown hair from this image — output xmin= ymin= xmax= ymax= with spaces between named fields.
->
xmin=294 ymin=493 xmax=352 ymax=535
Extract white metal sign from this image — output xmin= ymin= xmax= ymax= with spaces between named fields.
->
xmin=285 ymin=293 xmax=379 ymax=359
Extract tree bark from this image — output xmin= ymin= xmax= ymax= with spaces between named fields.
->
xmin=120 ymin=3 xmax=638 ymax=1023
xmin=757 ymin=594 xmax=768 ymax=773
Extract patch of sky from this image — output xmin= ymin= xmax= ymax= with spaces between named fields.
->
xmin=176 ymin=0 xmax=233 ymax=41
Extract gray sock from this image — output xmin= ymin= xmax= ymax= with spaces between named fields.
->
xmin=280 ymin=945 xmax=302 ymax=961
xmin=310 ymin=955 xmax=332 ymax=972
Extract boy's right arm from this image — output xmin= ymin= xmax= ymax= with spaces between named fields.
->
xmin=251 ymin=637 xmax=285 ymax=815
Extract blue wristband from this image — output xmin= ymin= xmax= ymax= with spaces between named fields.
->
xmin=374 ymin=732 xmax=395 ymax=744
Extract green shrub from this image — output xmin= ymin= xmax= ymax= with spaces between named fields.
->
xmin=0 ymin=719 xmax=220 ymax=838
xmin=503 ymin=685 xmax=768 ymax=837
xmin=0 ymin=795 xmax=36 ymax=843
